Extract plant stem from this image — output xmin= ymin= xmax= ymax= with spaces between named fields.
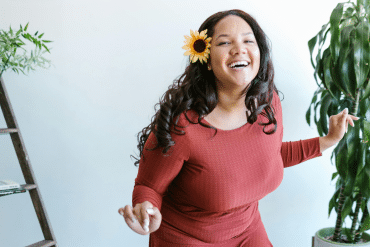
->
xmin=350 ymin=193 xmax=362 ymax=243
xmin=349 ymin=89 xmax=362 ymax=243
xmin=355 ymin=203 xmax=369 ymax=242
xmin=333 ymin=185 xmax=346 ymax=242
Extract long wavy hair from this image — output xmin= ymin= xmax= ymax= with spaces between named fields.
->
xmin=132 ymin=9 xmax=282 ymax=166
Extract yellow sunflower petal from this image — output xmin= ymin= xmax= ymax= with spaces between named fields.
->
xmin=184 ymin=50 xmax=191 ymax=55
xmin=199 ymin=30 xmax=206 ymax=38
xmin=192 ymin=55 xmax=199 ymax=63
xmin=190 ymin=30 xmax=196 ymax=37
xmin=182 ymin=44 xmax=189 ymax=50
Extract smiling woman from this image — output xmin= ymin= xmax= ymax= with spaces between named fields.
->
xmin=208 ymin=15 xmax=260 ymax=91
xmin=118 ymin=8 xmax=357 ymax=247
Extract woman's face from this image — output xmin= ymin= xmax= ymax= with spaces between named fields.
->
xmin=209 ymin=15 xmax=260 ymax=91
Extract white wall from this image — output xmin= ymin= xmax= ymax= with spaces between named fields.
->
xmin=0 ymin=0 xmax=354 ymax=246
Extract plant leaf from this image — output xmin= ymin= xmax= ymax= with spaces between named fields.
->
xmin=42 ymin=44 xmax=50 ymax=53
xmin=359 ymin=211 xmax=370 ymax=233
xmin=322 ymin=48 xmax=338 ymax=100
xmin=332 ymin=172 xmax=339 ymax=181
xmin=363 ymin=76 xmax=370 ymax=99
xmin=330 ymin=3 xmax=344 ymax=66
xmin=364 ymin=120 xmax=370 ymax=144
xmin=340 ymin=43 xmax=357 ymax=98
xmin=353 ymin=19 xmax=370 ymax=88
xmin=335 ymin=138 xmax=349 ymax=179
xmin=341 ymin=197 xmax=354 ymax=222
xmin=308 ymin=35 xmax=318 ymax=69
xmin=319 ymin=92 xmax=332 ymax=135
xmin=357 ymin=168 xmax=370 ymax=199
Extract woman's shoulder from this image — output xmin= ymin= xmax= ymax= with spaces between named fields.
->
xmin=175 ymin=109 xmax=200 ymax=127
xmin=271 ymin=90 xmax=282 ymax=109
xmin=272 ymin=90 xmax=281 ymax=102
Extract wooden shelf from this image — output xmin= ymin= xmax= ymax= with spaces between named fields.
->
xmin=0 ymin=128 xmax=18 ymax=134
xmin=26 ymin=240 xmax=56 ymax=247
xmin=0 ymin=184 xmax=37 ymax=197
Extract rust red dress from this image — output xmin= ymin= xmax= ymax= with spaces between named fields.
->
xmin=132 ymin=91 xmax=322 ymax=246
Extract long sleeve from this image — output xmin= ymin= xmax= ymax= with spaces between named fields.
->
xmin=132 ymin=121 xmax=190 ymax=211
xmin=273 ymin=91 xmax=322 ymax=168
xmin=281 ymin=137 xmax=322 ymax=168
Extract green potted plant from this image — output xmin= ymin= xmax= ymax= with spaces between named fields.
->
xmin=307 ymin=0 xmax=370 ymax=245
xmin=0 ymin=23 xmax=51 ymax=78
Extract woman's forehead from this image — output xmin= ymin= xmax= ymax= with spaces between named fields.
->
xmin=213 ymin=15 xmax=253 ymax=37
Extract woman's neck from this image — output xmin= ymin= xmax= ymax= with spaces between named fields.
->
xmin=216 ymin=89 xmax=246 ymax=114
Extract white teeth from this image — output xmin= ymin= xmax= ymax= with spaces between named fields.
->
xmin=228 ymin=61 xmax=250 ymax=68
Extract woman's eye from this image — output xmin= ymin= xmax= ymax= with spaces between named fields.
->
xmin=245 ymin=40 xmax=254 ymax=43
xmin=218 ymin=42 xmax=229 ymax=45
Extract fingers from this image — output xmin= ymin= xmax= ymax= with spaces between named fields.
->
xmin=133 ymin=201 xmax=153 ymax=233
xmin=119 ymin=205 xmax=136 ymax=224
xmin=342 ymin=108 xmax=348 ymax=120
xmin=147 ymin=207 xmax=159 ymax=220
xmin=146 ymin=207 xmax=162 ymax=232
xmin=140 ymin=205 xmax=150 ymax=232
xmin=349 ymin=117 xmax=355 ymax=127
xmin=119 ymin=203 xmax=162 ymax=235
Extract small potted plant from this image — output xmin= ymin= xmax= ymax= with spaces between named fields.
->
xmin=0 ymin=23 xmax=51 ymax=78
xmin=307 ymin=0 xmax=370 ymax=245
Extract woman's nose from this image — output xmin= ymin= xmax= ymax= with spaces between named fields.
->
xmin=230 ymin=42 xmax=247 ymax=55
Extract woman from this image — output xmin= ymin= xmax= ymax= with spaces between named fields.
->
xmin=118 ymin=9 xmax=358 ymax=246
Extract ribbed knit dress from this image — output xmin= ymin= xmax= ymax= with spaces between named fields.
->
xmin=132 ymin=91 xmax=322 ymax=246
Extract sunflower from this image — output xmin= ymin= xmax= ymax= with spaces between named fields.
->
xmin=182 ymin=29 xmax=212 ymax=64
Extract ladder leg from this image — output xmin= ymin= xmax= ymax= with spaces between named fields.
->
xmin=0 ymin=77 xmax=57 ymax=246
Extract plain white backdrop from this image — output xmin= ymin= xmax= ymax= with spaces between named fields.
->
xmin=0 ymin=0 xmax=360 ymax=246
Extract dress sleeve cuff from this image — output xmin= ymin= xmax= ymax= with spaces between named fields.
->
xmin=132 ymin=183 xmax=163 ymax=211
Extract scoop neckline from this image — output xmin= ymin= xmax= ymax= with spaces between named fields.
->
xmin=201 ymin=117 xmax=250 ymax=132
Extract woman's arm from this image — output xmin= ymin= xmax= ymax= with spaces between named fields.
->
xmin=318 ymin=136 xmax=338 ymax=153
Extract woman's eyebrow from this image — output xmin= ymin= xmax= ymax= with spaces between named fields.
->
xmin=215 ymin=32 xmax=253 ymax=41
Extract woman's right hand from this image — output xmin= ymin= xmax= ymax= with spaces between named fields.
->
xmin=118 ymin=201 xmax=162 ymax=235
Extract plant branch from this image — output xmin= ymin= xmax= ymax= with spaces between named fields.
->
xmin=333 ymin=185 xmax=346 ymax=242
xmin=355 ymin=203 xmax=369 ymax=242
xmin=350 ymin=193 xmax=363 ymax=243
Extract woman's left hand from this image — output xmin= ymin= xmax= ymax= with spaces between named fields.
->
xmin=326 ymin=108 xmax=359 ymax=144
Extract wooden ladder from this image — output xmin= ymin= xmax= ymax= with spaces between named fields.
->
xmin=0 ymin=77 xmax=57 ymax=247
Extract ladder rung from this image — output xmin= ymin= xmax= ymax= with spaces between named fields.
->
xmin=22 ymin=184 xmax=37 ymax=190
xmin=0 ymin=128 xmax=18 ymax=134
xmin=26 ymin=240 xmax=56 ymax=247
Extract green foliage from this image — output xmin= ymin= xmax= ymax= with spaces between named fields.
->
xmin=308 ymin=0 xmax=370 ymax=243
xmin=0 ymin=23 xmax=52 ymax=78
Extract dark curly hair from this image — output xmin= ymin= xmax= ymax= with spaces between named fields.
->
xmin=132 ymin=9 xmax=282 ymax=166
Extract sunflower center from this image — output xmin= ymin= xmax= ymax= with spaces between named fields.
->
xmin=193 ymin=39 xmax=206 ymax=53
